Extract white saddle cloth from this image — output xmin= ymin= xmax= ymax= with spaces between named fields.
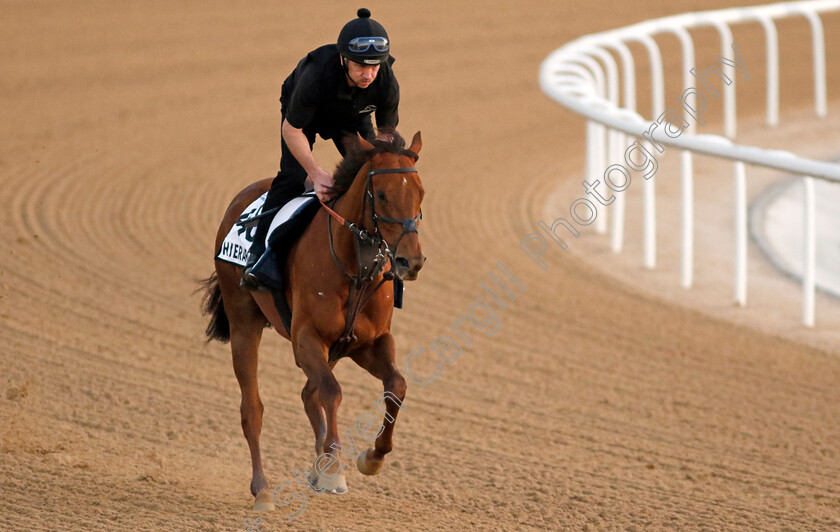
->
xmin=216 ymin=192 xmax=318 ymax=266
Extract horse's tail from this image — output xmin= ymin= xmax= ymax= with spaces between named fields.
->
xmin=198 ymin=272 xmax=230 ymax=343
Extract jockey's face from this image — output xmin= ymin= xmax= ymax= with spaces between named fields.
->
xmin=344 ymin=59 xmax=380 ymax=89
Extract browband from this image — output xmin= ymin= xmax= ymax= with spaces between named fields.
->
xmin=368 ymin=167 xmax=418 ymax=176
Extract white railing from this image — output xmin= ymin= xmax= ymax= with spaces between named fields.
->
xmin=540 ymin=0 xmax=840 ymax=327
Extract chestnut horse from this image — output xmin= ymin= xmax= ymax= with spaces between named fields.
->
xmin=200 ymin=131 xmax=424 ymax=511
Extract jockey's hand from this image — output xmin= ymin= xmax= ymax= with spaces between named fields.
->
xmin=309 ymin=168 xmax=335 ymax=202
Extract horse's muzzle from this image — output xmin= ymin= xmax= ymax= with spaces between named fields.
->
xmin=394 ymin=254 xmax=426 ymax=281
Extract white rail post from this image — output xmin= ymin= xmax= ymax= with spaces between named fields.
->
xmin=629 ymin=34 xmax=665 ymax=270
xmin=663 ymin=26 xmax=696 ymax=288
xmin=642 ymin=148 xmax=657 ymax=269
xmin=610 ymin=130 xmax=626 ymax=253
xmin=569 ymin=56 xmax=610 ymax=234
xmin=734 ymin=162 xmax=748 ymax=306
xmin=594 ymin=123 xmax=609 ymax=234
xmin=585 ymin=120 xmax=599 ymax=218
xmin=588 ymin=47 xmax=622 ymax=246
xmin=681 ymin=151 xmax=694 ymax=289
xmin=802 ymin=176 xmax=816 ymax=327
xmin=756 ymin=15 xmax=779 ymax=126
xmin=608 ymin=41 xmax=637 ymax=256
xmin=800 ymin=9 xmax=827 ymax=117
xmin=707 ymin=20 xmax=736 ymax=138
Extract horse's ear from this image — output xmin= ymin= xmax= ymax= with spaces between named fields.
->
xmin=357 ymin=133 xmax=375 ymax=152
xmin=409 ymin=131 xmax=422 ymax=155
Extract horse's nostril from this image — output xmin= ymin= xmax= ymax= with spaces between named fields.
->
xmin=396 ymin=257 xmax=410 ymax=269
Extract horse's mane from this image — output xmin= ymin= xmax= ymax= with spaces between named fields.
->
xmin=330 ymin=128 xmax=419 ymax=196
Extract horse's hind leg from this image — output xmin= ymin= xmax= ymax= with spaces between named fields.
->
xmin=226 ymin=294 xmax=273 ymax=511
xmin=351 ymin=333 xmax=407 ymax=476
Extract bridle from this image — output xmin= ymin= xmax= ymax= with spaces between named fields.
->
xmin=365 ymin=166 xmax=423 ymax=258
xmin=320 ymin=161 xmax=422 ymax=360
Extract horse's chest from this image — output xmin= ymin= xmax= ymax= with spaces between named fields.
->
xmin=344 ymin=290 xmax=392 ymax=340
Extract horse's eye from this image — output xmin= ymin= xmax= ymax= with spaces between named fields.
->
xmin=376 ymin=191 xmax=387 ymax=202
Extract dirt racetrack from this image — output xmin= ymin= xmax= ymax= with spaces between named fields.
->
xmin=2 ymin=1 xmax=840 ymax=530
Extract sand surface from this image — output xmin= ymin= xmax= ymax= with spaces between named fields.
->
xmin=2 ymin=1 xmax=840 ymax=531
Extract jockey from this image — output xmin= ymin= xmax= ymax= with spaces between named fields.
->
xmin=241 ymin=8 xmax=400 ymax=291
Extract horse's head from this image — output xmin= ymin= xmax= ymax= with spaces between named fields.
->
xmin=357 ymin=131 xmax=426 ymax=281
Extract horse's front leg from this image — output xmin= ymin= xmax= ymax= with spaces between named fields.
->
xmin=301 ymin=377 xmax=327 ymax=456
xmin=293 ymin=327 xmax=347 ymax=494
xmin=351 ymin=333 xmax=407 ymax=475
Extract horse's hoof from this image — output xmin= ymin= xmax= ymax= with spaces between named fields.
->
xmin=357 ymin=448 xmax=385 ymax=476
xmin=308 ymin=469 xmax=347 ymax=494
xmin=253 ymin=490 xmax=274 ymax=512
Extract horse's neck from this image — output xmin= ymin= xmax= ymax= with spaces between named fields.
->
xmin=331 ymin=163 xmax=370 ymax=271
xmin=335 ymin=163 xmax=369 ymax=225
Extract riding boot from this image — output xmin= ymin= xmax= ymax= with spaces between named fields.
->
xmin=240 ymin=209 xmax=273 ymax=292
xmin=240 ymin=251 xmax=269 ymax=292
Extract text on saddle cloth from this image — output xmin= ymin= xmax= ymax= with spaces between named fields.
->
xmin=216 ymin=192 xmax=319 ymax=267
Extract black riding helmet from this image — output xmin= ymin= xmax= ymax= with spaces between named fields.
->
xmin=337 ymin=8 xmax=390 ymax=65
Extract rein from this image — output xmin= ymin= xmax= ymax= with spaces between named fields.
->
xmin=320 ymin=164 xmax=421 ymax=360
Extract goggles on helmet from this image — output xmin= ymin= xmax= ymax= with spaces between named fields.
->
xmin=347 ymin=36 xmax=389 ymax=53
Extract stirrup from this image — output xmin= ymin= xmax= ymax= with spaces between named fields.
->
xmin=240 ymin=252 xmax=269 ymax=292
xmin=240 ymin=269 xmax=269 ymax=292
